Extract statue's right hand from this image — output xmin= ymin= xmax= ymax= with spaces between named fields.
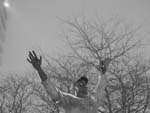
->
xmin=27 ymin=51 xmax=42 ymax=70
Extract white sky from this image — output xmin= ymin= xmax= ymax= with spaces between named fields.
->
xmin=0 ymin=0 xmax=150 ymax=74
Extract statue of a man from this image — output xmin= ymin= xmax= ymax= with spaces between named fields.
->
xmin=27 ymin=51 xmax=111 ymax=113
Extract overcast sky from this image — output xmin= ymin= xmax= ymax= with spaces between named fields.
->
xmin=0 ymin=0 xmax=150 ymax=74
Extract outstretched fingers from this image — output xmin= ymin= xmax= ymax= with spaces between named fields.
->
xmin=27 ymin=58 xmax=32 ymax=63
xmin=32 ymin=50 xmax=38 ymax=59
xmin=31 ymin=50 xmax=41 ymax=61
xmin=27 ymin=50 xmax=42 ymax=64
xmin=29 ymin=51 xmax=35 ymax=60
xmin=27 ymin=51 xmax=33 ymax=63
xmin=27 ymin=51 xmax=36 ymax=63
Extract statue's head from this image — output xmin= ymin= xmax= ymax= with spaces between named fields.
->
xmin=73 ymin=76 xmax=88 ymax=98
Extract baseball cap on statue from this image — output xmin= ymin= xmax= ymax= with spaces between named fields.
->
xmin=75 ymin=76 xmax=88 ymax=84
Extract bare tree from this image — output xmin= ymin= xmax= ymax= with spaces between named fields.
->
xmin=0 ymin=75 xmax=34 ymax=113
xmin=1 ymin=16 xmax=146 ymax=113
xmin=103 ymin=57 xmax=150 ymax=113
xmin=62 ymin=17 xmax=142 ymax=106
xmin=30 ymin=17 xmax=145 ymax=113
xmin=0 ymin=85 xmax=7 ymax=113
xmin=25 ymin=17 xmax=147 ymax=113
xmin=64 ymin=17 xmax=141 ymax=63
xmin=42 ymin=56 xmax=93 ymax=92
xmin=31 ymin=80 xmax=59 ymax=113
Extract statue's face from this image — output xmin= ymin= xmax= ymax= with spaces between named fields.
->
xmin=74 ymin=80 xmax=88 ymax=98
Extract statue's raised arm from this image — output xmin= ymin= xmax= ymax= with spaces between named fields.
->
xmin=27 ymin=51 xmax=47 ymax=81
xmin=27 ymin=51 xmax=63 ymax=102
xmin=93 ymin=58 xmax=111 ymax=105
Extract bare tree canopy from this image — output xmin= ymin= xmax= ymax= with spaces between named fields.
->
xmin=0 ymin=16 xmax=149 ymax=113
